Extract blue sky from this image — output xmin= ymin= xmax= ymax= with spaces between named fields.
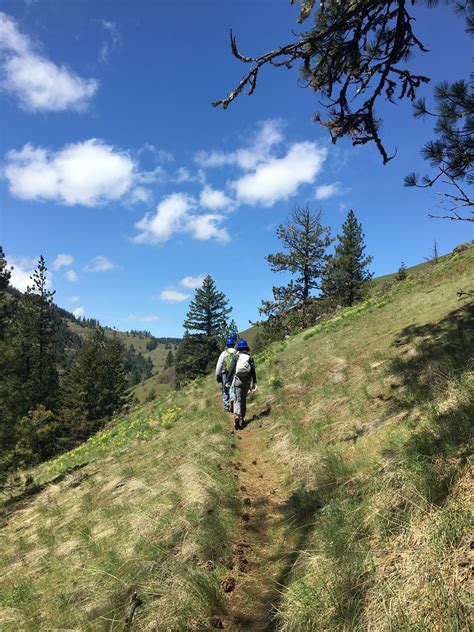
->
xmin=1 ymin=1 xmax=472 ymax=337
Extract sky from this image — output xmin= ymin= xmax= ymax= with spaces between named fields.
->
xmin=1 ymin=0 xmax=472 ymax=337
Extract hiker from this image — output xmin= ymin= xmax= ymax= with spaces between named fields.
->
xmin=215 ymin=335 xmax=237 ymax=411
xmin=226 ymin=339 xmax=257 ymax=430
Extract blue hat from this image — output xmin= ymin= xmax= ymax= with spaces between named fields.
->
xmin=228 ymin=332 xmax=237 ymax=341
xmin=226 ymin=337 xmax=236 ymax=346
xmin=237 ymin=339 xmax=249 ymax=350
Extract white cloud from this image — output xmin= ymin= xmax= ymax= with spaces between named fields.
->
xmin=52 ymin=253 xmax=74 ymax=270
xmin=128 ymin=186 xmax=151 ymax=204
xmin=142 ymin=314 xmax=159 ymax=322
xmin=125 ymin=313 xmax=159 ymax=323
xmin=65 ymin=269 xmax=79 ymax=282
xmin=9 ymin=257 xmax=35 ymax=291
xmin=232 ymin=142 xmax=327 ymax=207
xmin=173 ymin=166 xmax=206 ymax=184
xmin=187 ymin=214 xmax=230 ymax=242
xmin=199 ymin=185 xmax=234 ymax=211
xmin=180 ymin=275 xmax=205 ymax=290
xmin=67 ymin=295 xmax=80 ymax=303
xmin=8 ymin=256 xmax=53 ymax=291
xmin=0 ymin=12 xmax=98 ymax=112
xmin=98 ymin=20 xmax=121 ymax=63
xmin=195 ymin=119 xmax=284 ymax=170
xmin=72 ymin=306 xmax=85 ymax=318
xmin=4 ymin=139 xmax=136 ymax=206
xmin=315 ymin=182 xmax=343 ymax=200
xmin=159 ymin=289 xmax=189 ymax=303
xmin=133 ymin=192 xmax=229 ymax=244
xmin=85 ymin=255 xmax=116 ymax=272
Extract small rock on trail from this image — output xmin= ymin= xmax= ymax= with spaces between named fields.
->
xmin=222 ymin=576 xmax=236 ymax=593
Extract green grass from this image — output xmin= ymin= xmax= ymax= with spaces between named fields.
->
xmin=1 ymin=245 xmax=472 ymax=630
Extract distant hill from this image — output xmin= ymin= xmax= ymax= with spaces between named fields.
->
xmin=5 ymin=285 xmax=182 ymax=396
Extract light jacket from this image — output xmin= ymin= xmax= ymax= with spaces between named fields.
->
xmin=215 ymin=347 xmax=236 ymax=377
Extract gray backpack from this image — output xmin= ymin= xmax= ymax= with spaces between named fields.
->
xmin=236 ymin=352 xmax=252 ymax=378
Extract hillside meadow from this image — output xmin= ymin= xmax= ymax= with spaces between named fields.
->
xmin=0 ymin=245 xmax=472 ymax=630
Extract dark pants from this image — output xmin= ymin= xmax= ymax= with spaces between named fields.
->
xmin=233 ymin=376 xmax=250 ymax=418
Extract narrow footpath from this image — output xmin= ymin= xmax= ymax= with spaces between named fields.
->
xmin=219 ymin=411 xmax=294 ymax=631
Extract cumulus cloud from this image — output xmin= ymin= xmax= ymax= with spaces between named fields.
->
xmin=9 ymin=257 xmax=35 ymax=291
xmin=8 ymin=256 xmax=53 ymax=291
xmin=133 ymin=192 xmax=229 ymax=244
xmin=72 ymin=306 xmax=85 ymax=318
xmin=233 ymin=141 xmax=327 ymax=207
xmin=65 ymin=269 xmax=79 ymax=282
xmin=195 ymin=119 xmax=284 ymax=170
xmin=0 ymin=12 xmax=98 ymax=112
xmin=315 ymin=182 xmax=343 ymax=200
xmin=52 ymin=253 xmax=74 ymax=270
xmin=67 ymin=295 xmax=80 ymax=303
xmin=159 ymin=289 xmax=189 ymax=303
xmin=85 ymin=255 xmax=116 ymax=272
xmin=4 ymin=139 xmax=136 ymax=206
xmin=199 ymin=185 xmax=234 ymax=211
xmin=180 ymin=275 xmax=205 ymax=290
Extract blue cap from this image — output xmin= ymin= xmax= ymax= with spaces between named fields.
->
xmin=228 ymin=332 xmax=237 ymax=341
xmin=226 ymin=337 xmax=236 ymax=346
xmin=237 ymin=339 xmax=249 ymax=350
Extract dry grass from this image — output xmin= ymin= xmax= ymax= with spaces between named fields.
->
xmin=1 ymin=246 xmax=473 ymax=630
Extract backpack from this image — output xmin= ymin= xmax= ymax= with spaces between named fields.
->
xmin=236 ymin=352 xmax=252 ymax=378
xmin=224 ymin=348 xmax=235 ymax=372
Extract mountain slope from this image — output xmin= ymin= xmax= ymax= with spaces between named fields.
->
xmin=0 ymin=245 xmax=472 ymax=630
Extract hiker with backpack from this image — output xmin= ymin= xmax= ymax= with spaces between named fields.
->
xmin=215 ymin=335 xmax=237 ymax=412
xmin=225 ymin=339 xmax=257 ymax=430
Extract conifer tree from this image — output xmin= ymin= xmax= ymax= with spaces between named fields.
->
xmin=396 ymin=261 xmax=408 ymax=282
xmin=227 ymin=318 xmax=239 ymax=339
xmin=175 ymin=333 xmax=218 ymax=386
xmin=16 ymin=256 xmax=60 ymax=413
xmin=183 ymin=275 xmax=232 ymax=338
xmin=164 ymin=349 xmax=174 ymax=369
xmin=177 ymin=276 xmax=231 ymax=384
xmin=260 ymin=205 xmax=332 ymax=326
xmin=321 ymin=210 xmax=373 ymax=307
xmin=62 ymin=328 xmax=128 ymax=441
xmin=0 ymin=248 xmax=16 ymax=476
xmin=0 ymin=246 xmax=12 ymax=338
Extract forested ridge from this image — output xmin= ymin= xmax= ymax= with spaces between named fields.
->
xmin=0 ymin=250 xmax=181 ymax=478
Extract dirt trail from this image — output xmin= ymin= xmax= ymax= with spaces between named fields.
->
xmin=220 ymin=414 xmax=292 ymax=631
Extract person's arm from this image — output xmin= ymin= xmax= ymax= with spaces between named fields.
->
xmin=215 ymin=351 xmax=225 ymax=378
xmin=226 ymin=353 xmax=238 ymax=385
xmin=250 ymin=358 xmax=257 ymax=385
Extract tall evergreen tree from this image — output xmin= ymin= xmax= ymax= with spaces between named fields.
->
xmin=183 ymin=275 xmax=232 ymax=337
xmin=62 ymin=328 xmax=128 ymax=441
xmin=0 ymin=248 xmax=16 ymax=476
xmin=16 ymin=256 xmax=60 ymax=413
xmin=177 ymin=277 xmax=231 ymax=384
xmin=175 ymin=333 xmax=219 ymax=386
xmin=260 ymin=205 xmax=332 ymax=326
xmin=321 ymin=210 xmax=373 ymax=307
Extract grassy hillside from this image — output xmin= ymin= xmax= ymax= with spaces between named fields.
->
xmin=67 ymin=320 xmax=180 ymax=401
xmin=0 ymin=246 xmax=472 ymax=630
